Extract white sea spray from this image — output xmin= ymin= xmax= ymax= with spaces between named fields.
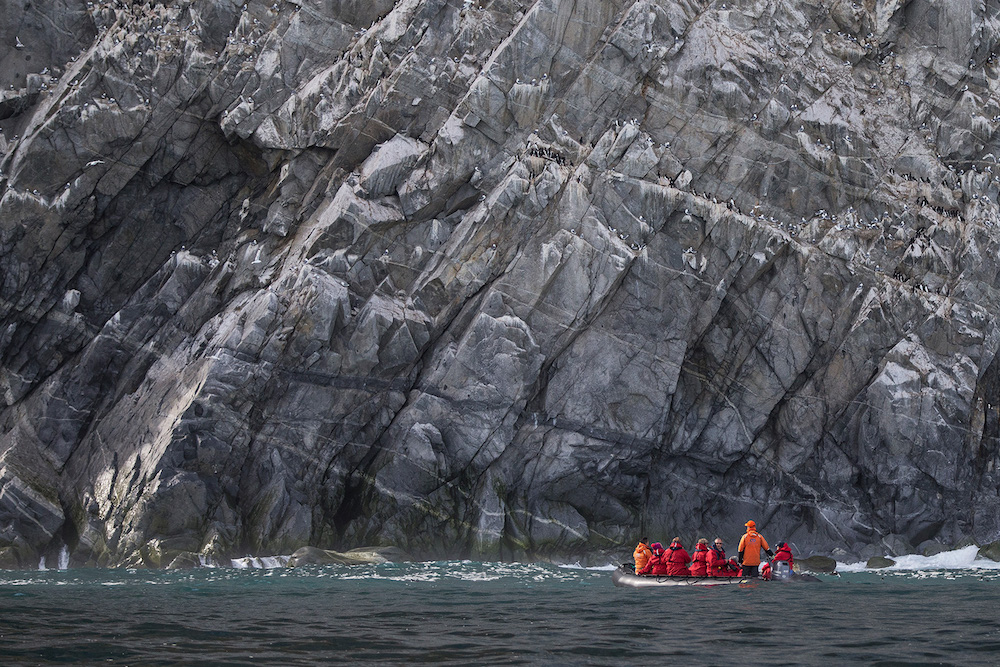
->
xmin=838 ymin=545 xmax=1000 ymax=572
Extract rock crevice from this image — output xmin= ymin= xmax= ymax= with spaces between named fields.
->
xmin=1 ymin=0 xmax=1000 ymax=567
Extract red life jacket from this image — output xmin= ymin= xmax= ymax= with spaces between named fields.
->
xmin=690 ymin=543 xmax=709 ymax=576
xmin=665 ymin=544 xmax=691 ymax=576
xmin=639 ymin=549 xmax=669 ymax=576
xmin=707 ymin=546 xmax=739 ymax=577
xmin=773 ymin=544 xmax=794 ymax=568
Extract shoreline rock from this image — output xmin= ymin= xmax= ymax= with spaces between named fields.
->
xmin=797 ymin=556 xmax=838 ymax=574
xmin=977 ymin=542 xmax=1000 ymax=562
xmin=286 ymin=546 xmax=410 ymax=567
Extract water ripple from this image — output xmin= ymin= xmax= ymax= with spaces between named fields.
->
xmin=1 ymin=563 xmax=999 ymax=664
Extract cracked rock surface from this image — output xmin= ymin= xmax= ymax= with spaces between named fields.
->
xmin=2 ymin=0 xmax=1000 ymax=567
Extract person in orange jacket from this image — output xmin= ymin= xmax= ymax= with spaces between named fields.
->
xmin=638 ymin=542 xmax=669 ymax=575
xmin=689 ymin=538 xmax=710 ymax=576
xmin=738 ymin=520 xmax=773 ymax=577
xmin=633 ymin=537 xmax=652 ymax=574
xmin=706 ymin=537 xmax=740 ymax=577
xmin=664 ymin=537 xmax=691 ymax=576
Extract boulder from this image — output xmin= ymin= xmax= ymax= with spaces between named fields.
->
xmin=977 ymin=541 xmax=1000 ymax=562
xmin=879 ymin=534 xmax=914 ymax=558
xmin=0 ymin=546 xmax=22 ymax=570
xmin=286 ymin=546 xmax=408 ymax=567
xmin=798 ymin=556 xmax=838 ymax=573
xmin=918 ymin=541 xmax=950 ymax=557
xmin=866 ymin=556 xmax=896 ymax=569
xmin=166 ymin=552 xmax=203 ymax=569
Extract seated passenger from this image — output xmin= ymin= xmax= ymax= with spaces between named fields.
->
xmin=638 ymin=542 xmax=669 ymax=576
xmin=770 ymin=542 xmax=794 ymax=579
xmin=689 ymin=538 xmax=710 ymax=576
xmin=772 ymin=542 xmax=794 ymax=569
xmin=633 ymin=537 xmax=652 ymax=573
xmin=707 ymin=538 xmax=740 ymax=577
xmin=665 ymin=537 xmax=691 ymax=576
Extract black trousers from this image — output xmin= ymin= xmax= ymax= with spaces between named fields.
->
xmin=741 ymin=564 xmax=759 ymax=577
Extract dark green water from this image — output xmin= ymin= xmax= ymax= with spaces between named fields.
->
xmin=2 ymin=561 xmax=999 ymax=665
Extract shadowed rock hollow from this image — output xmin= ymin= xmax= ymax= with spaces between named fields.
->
xmin=2 ymin=0 xmax=1000 ymax=568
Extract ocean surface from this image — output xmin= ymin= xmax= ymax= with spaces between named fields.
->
xmin=2 ymin=548 xmax=999 ymax=666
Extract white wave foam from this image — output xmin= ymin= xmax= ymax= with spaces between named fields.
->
xmin=230 ymin=555 xmax=291 ymax=569
xmin=557 ymin=562 xmax=617 ymax=571
xmin=838 ymin=546 xmax=1000 ymax=572
xmin=451 ymin=572 xmax=502 ymax=581
xmin=57 ymin=545 xmax=69 ymax=571
xmin=377 ymin=572 xmax=440 ymax=582
xmin=327 ymin=560 xmax=605 ymax=583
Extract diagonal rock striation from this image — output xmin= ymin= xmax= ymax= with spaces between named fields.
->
xmin=1 ymin=0 xmax=1000 ymax=567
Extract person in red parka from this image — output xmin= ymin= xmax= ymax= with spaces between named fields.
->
xmin=664 ymin=537 xmax=691 ymax=576
xmin=772 ymin=542 xmax=794 ymax=568
xmin=638 ymin=542 xmax=669 ymax=576
xmin=770 ymin=542 xmax=794 ymax=576
xmin=690 ymin=538 xmax=710 ymax=576
xmin=707 ymin=537 xmax=740 ymax=577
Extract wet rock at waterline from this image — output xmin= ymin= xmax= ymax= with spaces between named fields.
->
xmin=166 ymin=552 xmax=204 ymax=570
xmin=978 ymin=542 xmax=1000 ymax=562
xmin=797 ymin=556 xmax=839 ymax=574
xmin=865 ymin=556 xmax=896 ymax=569
xmin=2 ymin=0 xmax=1000 ymax=568
xmin=286 ymin=546 xmax=409 ymax=567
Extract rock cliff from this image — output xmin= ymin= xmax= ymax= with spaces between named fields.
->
xmin=2 ymin=0 xmax=1000 ymax=567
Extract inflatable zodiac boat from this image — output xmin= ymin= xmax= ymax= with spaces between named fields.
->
xmin=612 ymin=563 xmax=820 ymax=587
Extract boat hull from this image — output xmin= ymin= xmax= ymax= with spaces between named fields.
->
xmin=612 ymin=565 xmax=748 ymax=587
xmin=612 ymin=564 xmax=822 ymax=587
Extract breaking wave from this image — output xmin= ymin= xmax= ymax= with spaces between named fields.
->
xmin=838 ymin=545 xmax=1000 ymax=572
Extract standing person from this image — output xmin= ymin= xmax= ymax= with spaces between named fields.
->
xmin=664 ymin=537 xmax=691 ymax=576
xmin=690 ymin=538 xmax=710 ymax=576
xmin=707 ymin=537 xmax=739 ymax=577
xmin=738 ymin=520 xmax=773 ymax=577
xmin=633 ymin=537 xmax=652 ymax=574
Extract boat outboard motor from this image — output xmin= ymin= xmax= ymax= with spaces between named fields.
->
xmin=772 ymin=560 xmax=793 ymax=580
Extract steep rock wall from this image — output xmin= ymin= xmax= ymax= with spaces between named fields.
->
xmin=1 ymin=0 xmax=1000 ymax=566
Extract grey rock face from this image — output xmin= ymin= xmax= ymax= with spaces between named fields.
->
xmin=1 ymin=0 xmax=1000 ymax=567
